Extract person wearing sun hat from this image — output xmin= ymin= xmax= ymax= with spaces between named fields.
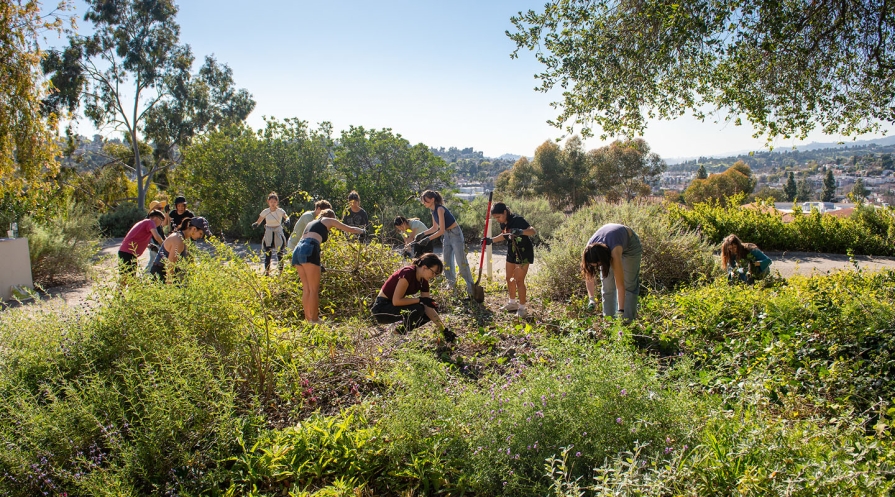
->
xmin=168 ymin=195 xmax=194 ymax=232
xmin=150 ymin=216 xmax=210 ymax=283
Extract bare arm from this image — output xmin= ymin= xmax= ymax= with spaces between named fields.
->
xmin=610 ymin=245 xmax=625 ymax=310
xmin=151 ymin=228 xmax=164 ymax=245
xmin=391 ymin=278 xmax=420 ymax=307
xmin=322 ymin=217 xmax=364 ymax=235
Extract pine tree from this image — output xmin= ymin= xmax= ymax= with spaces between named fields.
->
xmin=784 ymin=172 xmax=797 ymax=201
xmin=822 ymin=170 xmax=837 ymax=202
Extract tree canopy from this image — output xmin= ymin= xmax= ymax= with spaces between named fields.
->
xmin=508 ymin=1 xmax=895 ymax=142
xmin=683 ymin=161 xmax=755 ymax=205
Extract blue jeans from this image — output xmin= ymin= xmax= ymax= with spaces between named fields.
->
xmin=601 ymin=231 xmax=642 ymax=319
xmin=442 ymin=226 xmax=474 ymax=295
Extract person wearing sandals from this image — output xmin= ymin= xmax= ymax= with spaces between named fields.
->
xmin=394 ymin=215 xmax=428 ymax=258
xmin=581 ymin=223 xmax=642 ymax=320
xmin=292 ymin=209 xmax=366 ymax=325
xmin=371 ymin=253 xmax=455 ymax=342
xmin=417 ymin=190 xmax=475 ymax=298
xmin=252 ymin=192 xmax=290 ymax=275
xmin=150 ymin=217 xmax=210 ymax=283
xmin=482 ymin=203 xmax=537 ymax=317
xmin=288 ymin=200 xmax=333 ymax=251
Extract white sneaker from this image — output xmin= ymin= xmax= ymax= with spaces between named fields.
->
xmin=500 ymin=301 xmax=520 ymax=312
xmin=515 ymin=305 xmax=528 ymax=318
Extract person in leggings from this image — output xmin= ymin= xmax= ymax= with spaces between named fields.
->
xmin=252 ymin=192 xmax=290 ymax=275
xmin=291 ymin=209 xmax=365 ymax=325
xmin=417 ymin=190 xmax=475 ymax=298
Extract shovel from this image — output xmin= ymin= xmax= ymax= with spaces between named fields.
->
xmin=473 ymin=191 xmax=493 ymax=303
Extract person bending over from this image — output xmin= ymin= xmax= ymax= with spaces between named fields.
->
xmin=581 ymin=223 xmax=642 ymax=320
xmin=291 ymin=209 xmax=365 ymax=325
xmin=252 ymin=192 xmax=290 ymax=275
xmin=394 ymin=215 xmax=428 ymax=258
xmin=288 ymin=199 xmax=332 ymax=251
xmin=371 ymin=253 xmax=455 ymax=342
xmin=483 ymin=202 xmax=537 ymax=317
xmin=118 ymin=209 xmax=166 ymax=280
xmin=721 ymin=234 xmax=772 ymax=284
xmin=150 ymin=217 xmax=210 ymax=284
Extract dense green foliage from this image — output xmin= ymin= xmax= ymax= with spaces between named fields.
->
xmin=668 ymin=197 xmax=895 ymax=255
xmin=509 ymin=0 xmax=895 ymax=142
xmin=3 ymin=204 xmax=895 ymax=495
xmin=683 ymin=161 xmax=756 ymax=205
xmin=532 ymin=201 xmax=717 ymax=300
xmin=97 ymin=202 xmax=145 ymax=237
xmin=21 ymin=201 xmax=101 ymax=286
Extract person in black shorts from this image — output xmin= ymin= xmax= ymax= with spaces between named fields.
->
xmin=483 ymin=203 xmax=537 ymax=317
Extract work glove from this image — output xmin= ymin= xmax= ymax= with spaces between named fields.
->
xmin=420 ymin=296 xmax=438 ymax=310
xmin=357 ymin=229 xmax=367 ymax=239
xmin=418 ymin=236 xmax=432 ymax=247
xmin=482 ymin=237 xmax=492 ymax=246
xmin=252 ymin=222 xmax=259 ymax=228
xmin=414 ymin=232 xmax=427 ymax=243
xmin=510 ymin=228 xmax=525 ymax=237
xmin=441 ymin=327 xmax=456 ymax=343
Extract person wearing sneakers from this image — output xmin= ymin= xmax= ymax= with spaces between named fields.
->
xmin=371 ymin=253 xmax=455 ymax=342
xmin=168 ymin=195 xmax=194 ymax=232
xmin=288 ymin=200 xmax=333 ymax=251
xmin=417 ymin=190 xmax=475 ymax=298
xmin=252 ymin=192 xmax=290 ymax=275
xmin=482 ymin=202 xmax=537 ymax=317
xmin=581 ymin=223 xmax=642 ymax=320
xmin=292 ymin=209 xmax=366 ymax=325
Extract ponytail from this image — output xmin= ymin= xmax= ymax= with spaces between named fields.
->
xmin=421 ymin=190 xmax=443 ymax=205
xmin=413 ymin=252 xmax=444 ymax=273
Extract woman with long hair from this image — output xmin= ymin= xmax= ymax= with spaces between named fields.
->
xmin=291 ymin=209 xmax=365 ymax=325
xmin=252 ymin=192 xmax=290 ymax=275
xmin=581 ymin=223 xmax=642 ymax=319
xmin=417 ymin=190 xmax=475 ymax=298
xmin=720 ymin=234 xmax=772 ymax=284
xmin=482 ymin=202 xmax=537 ymax=317
xmin=371 ymin=253 xmax=455 ymax=341
xmin=394 ymin=215 xmax=428 ymax=258
xmin=150 ymin=216 xmax=210 ymax=283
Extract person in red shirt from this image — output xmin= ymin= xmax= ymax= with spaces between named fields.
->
xmin=118 ymin=210 xmax=166 ymax=277
xmin=370 ymin=253 xmax=455 ymax=341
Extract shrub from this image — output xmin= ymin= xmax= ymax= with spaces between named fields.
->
xmin=532 ymin=201 xmax=717 ymax=301
xmin=98 ymin=202 xmax=145 ymax=237
xmin=21 ymin=200 xmax=101 ymax=286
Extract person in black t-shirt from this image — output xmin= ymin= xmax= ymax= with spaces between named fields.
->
xmin=168 ymin=195 xmax=195 ymax=232
xmin=482 ymin=203 xmax=537 ymax=317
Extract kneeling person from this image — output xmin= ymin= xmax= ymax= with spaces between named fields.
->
xmin=371 ymin=253 xmax=455 ymax=341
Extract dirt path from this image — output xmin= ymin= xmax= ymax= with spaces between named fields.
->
xmin=5 ymin=241 xmax=895 ymax=311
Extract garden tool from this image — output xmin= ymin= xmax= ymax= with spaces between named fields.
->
xmin=473 ymin=191 xmax=493 ymax=303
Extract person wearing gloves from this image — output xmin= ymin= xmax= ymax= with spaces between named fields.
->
xmin=394 ymin=215 xmax=428 ymax=258
xmin=288 ymin=200 xmax=333 ymax=251
xmin=252 ymin=192 xmax=290 ymax=276
xmin=145 ymin=200 xmax=170 ymax=272
xmin=371 ymin=253 xmax=455 ymax=342
xmin=417 ymin=190 xmax=475 ymax=298
xmin=291 ymin=209 xmax=366 ymax=325
xmin=118 ymin=209 xmax=166 ymax=279
xmin=482 ymin=202 xmax=537 ymax=317
xmin=168 ymin=195 xmax=194 ymax=232
xmin=150 ymin=216 xmax=210 ymax=283
xmin=720 ymin=234 xmax=772 ymax=284
xmin=581 ymin=223 xmax=642 ymax=320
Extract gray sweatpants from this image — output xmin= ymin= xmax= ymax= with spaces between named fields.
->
xmin=600 ymin=231 xmax=642 ymax=319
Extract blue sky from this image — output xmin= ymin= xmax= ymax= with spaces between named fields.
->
xmin=57 ymin=0 xmax=892 ymax=161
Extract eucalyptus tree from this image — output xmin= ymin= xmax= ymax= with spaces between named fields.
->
xmin=42 ymin=0 xmax=253 ymax=208
xmin=509 ymin=1 xmax=895 ymax=142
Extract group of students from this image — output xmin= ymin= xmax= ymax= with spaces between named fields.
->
xmin=120 ymin=189 xmax=772 ymax=339
xmin=117 ymin=196 xmax=210 ymax=283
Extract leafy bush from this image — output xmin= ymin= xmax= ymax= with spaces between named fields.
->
xmin=668 ymin=196 xmax=895 ymax=255
xmin=532 ymin=200 xmax=717 ymax=301
xmin=98 ymin=202 xmax=145 ymax=237
xmin=21 ymin=200 xmax=101 ymax=286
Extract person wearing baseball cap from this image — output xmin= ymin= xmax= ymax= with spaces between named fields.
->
xmin=150 ymin=216 xmax=210 ymax=283
xmin=169 ymin=195 xmax=194 ymax=232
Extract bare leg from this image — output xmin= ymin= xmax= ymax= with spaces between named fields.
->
xmin=514 ymin=263 xmax=530 ymax=305
xmin=304 ymin=264 xmax=322 ymax=321
xmin=295 ymin=264 xmax=312 ymax=321
xmin=505 ymin=261 xmax=517 ymax=300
